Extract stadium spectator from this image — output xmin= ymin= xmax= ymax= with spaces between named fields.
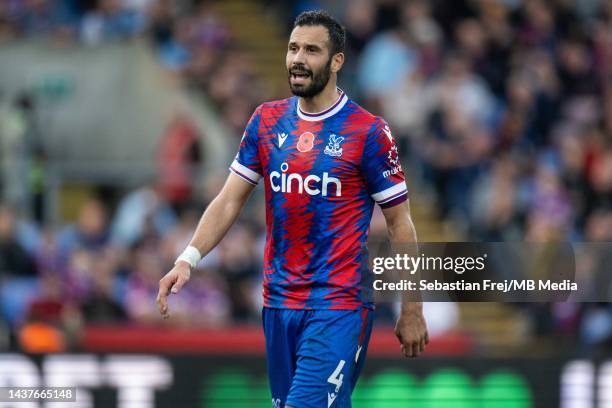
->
xmin=81 ymin=0 xmax=146 ymax=45
xmin=19 ymin=273 xmax=82 ymax=352
xmin=470 ymin=154 xmax=522 ymax=240
xmin=156 ymin=114 xmax=202 ymax=212
xmin=0 ymin=206 xmax=37 ymax=277
xmin=56 ymin=198 xmax=110 ymax=260
xmin=81 ymin=251 xmax=126 ymax=323
xmin=110 ymin=185 xmax=177 ymax=247
xmin=216 ymin=224 xmax=261 ymax=322
xmin=357 ymin=10 xmax=417 ymax=105
xmin=124 ymin=245 xmax=170 ymax=325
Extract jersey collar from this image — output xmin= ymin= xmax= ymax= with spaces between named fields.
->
xmin=296 ymin=88 xmax=348 ymax=122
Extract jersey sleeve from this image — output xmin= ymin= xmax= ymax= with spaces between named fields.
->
xmin=361 ymin=118 xmax=408 ymax=208
xmin=229 ymin=105 xmax=264 ymax=185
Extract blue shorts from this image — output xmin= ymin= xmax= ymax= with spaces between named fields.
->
xmin=262 ymin=307 xmax=374 ymax=408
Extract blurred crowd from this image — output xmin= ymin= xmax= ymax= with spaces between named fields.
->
xmin=0 ymin=189 xmax=266 ymax=352
xmin=331 ymin=0 xmax=612 ymax=351
xmin=0 ymin=0 xmax=266 ymax=352
xmin=1 ymin=0 xmax=612 ymax=353
xmin=323 ymin=0 xmax=612 ymax=243
xmin=0 ymin=0 xmax=263 ymax=139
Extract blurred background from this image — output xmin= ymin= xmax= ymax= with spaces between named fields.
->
xmin=0 ymin=0 xmax=611 ymax=406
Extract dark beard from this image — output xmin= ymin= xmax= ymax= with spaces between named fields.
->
xmin=288 ymin=57 xmax=332 ymax=98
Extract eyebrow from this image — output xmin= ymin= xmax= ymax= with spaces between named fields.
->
xmin=288 ymin=41 xmax=324 ymax=51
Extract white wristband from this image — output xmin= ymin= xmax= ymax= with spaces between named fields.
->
xmin=175 ymin=246 xmax=202 ymax=269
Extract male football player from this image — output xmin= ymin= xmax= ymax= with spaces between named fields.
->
xmin=157 ymin=10 xmax=428 ymax=408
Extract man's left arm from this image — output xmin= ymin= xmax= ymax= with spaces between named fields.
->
xmin=381 ymin=200 xmax=429 ymax=357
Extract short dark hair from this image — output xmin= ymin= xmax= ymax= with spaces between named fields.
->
xmin=293 ymin=10 xmax=345 ymax=55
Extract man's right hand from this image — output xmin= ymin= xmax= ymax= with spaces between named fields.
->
xmin=157 ymin=261 xmax=191 ymax=319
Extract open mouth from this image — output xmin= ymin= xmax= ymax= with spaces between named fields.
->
xmin=290 ymin=71 xmax=311 ymax=82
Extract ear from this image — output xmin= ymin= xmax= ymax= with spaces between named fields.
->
xmin=331 ymin=52 xmax=345 ymax=74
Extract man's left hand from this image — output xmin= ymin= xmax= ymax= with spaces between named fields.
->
xmin=394 ymin=304 xmax=429 ymax=357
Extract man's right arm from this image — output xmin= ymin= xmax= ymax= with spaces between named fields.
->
xmin=157 ymin=172 xmax=256 ymax=318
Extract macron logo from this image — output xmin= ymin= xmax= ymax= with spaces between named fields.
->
xmin=328 ymin=392 xmax=338 ymax=407
xmin=278 ymin=132 xmax=288 ymax=148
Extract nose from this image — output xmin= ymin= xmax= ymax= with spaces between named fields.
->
xmin=292 ymin=48 xmax=306 ymax=65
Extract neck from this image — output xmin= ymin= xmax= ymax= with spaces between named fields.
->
xmin=298 ymin=79 xmax=340 ymax=113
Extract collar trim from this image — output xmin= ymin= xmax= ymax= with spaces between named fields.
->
xmin=297 ymin=89 xmax=348 ymax=121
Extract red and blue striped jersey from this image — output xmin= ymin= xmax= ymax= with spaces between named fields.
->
xmin=229 ymin=90 xmax=407 ymax=310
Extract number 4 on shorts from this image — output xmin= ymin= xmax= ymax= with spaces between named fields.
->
xmin=327 ymin=360 xmax=346 ymax=392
